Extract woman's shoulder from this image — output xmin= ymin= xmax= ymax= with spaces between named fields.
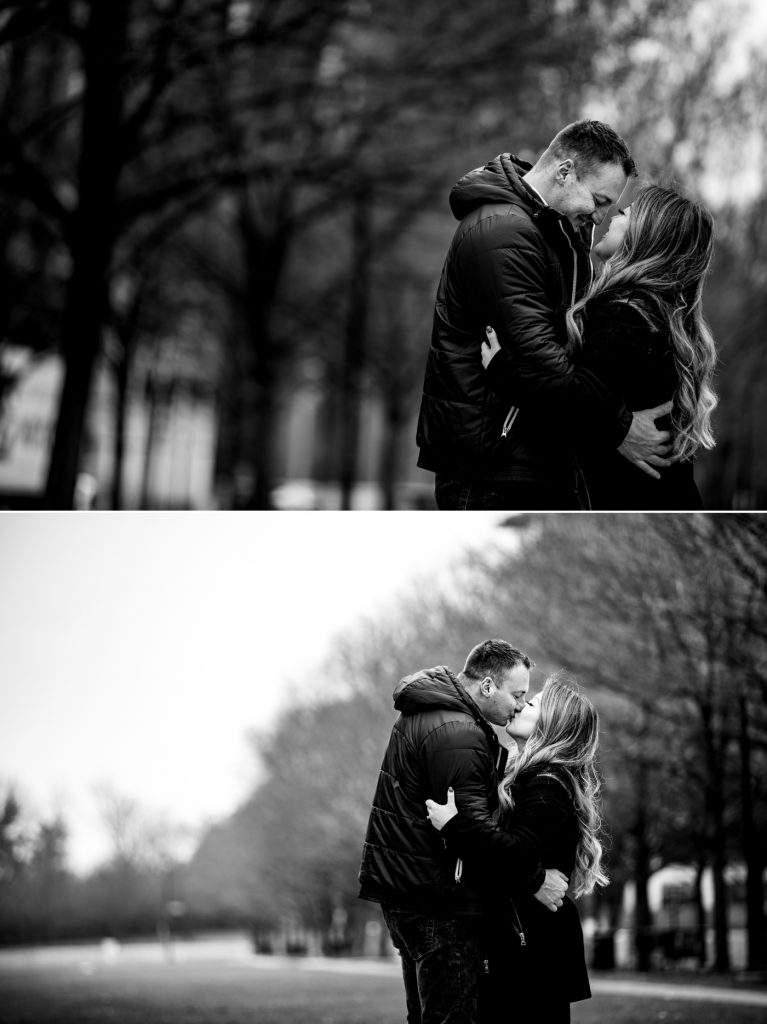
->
xmin=583 ymin=290 xmax=671 ymax=362
xmin=585 ymin=288 xmax=664 ymax=333
xmin=514 ymin=764 xmax=573 ymax=799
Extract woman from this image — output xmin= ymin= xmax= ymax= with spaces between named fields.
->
xmin=425 ymin=671 xmax=606 ymax=1024
xmin=483 ymin=184 xmax=718 ymax=509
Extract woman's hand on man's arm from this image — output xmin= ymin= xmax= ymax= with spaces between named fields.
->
xmin=425 ymin=786 xmax=458 ymax=831
xmin=481 ymin=326 xmax=502 ymax=369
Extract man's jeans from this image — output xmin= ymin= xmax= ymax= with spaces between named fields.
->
xmin=382 ymin=906 xmax=486 ymax=1024
xmin=434 ymin=475 xmax=580 ymax=511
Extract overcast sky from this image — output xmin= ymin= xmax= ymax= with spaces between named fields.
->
xmin=0 ymin=512 xmax=511 ymax=871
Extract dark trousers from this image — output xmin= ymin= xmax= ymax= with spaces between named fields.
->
xmin=434 ymin=475 xmax=580 ymax=511
xmin=382 ymin=906 xmax=486 ymax=1024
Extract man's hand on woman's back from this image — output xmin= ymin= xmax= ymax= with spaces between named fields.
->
xmin=618 ymin=401 xmax=674 ymax=478
xmin=534 ymin=868 xmax=569 ymax=912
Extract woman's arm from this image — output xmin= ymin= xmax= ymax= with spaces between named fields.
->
xmin=427 ymin=776 xmax=572 ymax=893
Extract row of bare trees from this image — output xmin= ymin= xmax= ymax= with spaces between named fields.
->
xmin=2 ymin=1 xmax=764 ymax=506
xmin=179 ymin=513 xmax=766 ymax=971
xmin=474 ymin=514 xmax=767 ymax=972
xmin=0 ymin=786 xmax=187 ymax=943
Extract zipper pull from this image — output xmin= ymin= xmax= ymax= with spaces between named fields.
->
xmin=519 ymin=932 xmax=526 ymax=948
xmin=501 ymin=406 xmax=519 ymax=439
xmin=483 ymin=958 xmax=490 ymax=974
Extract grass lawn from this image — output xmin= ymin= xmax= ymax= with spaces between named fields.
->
xmin=0 ymin=958 xmax=766 ymax=1024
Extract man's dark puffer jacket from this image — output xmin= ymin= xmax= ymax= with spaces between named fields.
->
xmin=416 ymin=153 xmax=631 ymax=486
xmin=358 ymin=667 xmax=544 ymax=916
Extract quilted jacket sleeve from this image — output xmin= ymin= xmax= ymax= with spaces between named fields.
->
xmin=422 ymin=721 xmax=545 ymax=893
xmin=463 ymin=218 xmax=632 ymax=447
xmin=441 ymin=774 xmax=571 ymax=893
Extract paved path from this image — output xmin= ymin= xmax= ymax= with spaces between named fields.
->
xmin=2 ymin=943 xmax=765 ymax=1008
xmin=589 ymin=976 xmax=767 ymax=1007
xmin=243 ymin=955 xmax=767 ymax=1006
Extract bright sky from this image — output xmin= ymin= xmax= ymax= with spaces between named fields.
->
xmin=0 ymin=512 xmax=510 ymax=872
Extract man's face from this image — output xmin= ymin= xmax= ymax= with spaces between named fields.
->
xmin=479 ymin=663 xmax=530 ymax=728
xmin=552 ymin=159 xmax=628 ymax=231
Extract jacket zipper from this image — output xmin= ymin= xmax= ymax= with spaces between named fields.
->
xmin=508 ymin=896 xmax=526 ymax=947
xmin=501 ymin=223 xmax=592 ymax=442
xmin=575 ymin=458 xmax=592 ymax=511
xmin=501 ymin=405 xmax=519 ymax=438
xmin=556 ymin=220 xmax=595 ymax=510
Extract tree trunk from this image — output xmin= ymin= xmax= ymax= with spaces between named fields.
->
xmin=739 ymin=689 xmax=766 ymax=972
xmin=242 ymin=385 xmax=277 ymax=511
xmin=709 ymin=825 xmax=730 ymax=972
xmin=376 ymin=308 xmax=410 ymax=511
xmin=377 ymin=396 xmax=404 ymax=511
xmin=632 ymin=763 xmax=653 ymax=972
xmin=702 ymin=700 xmax=730 ymax=972
xmin=235 ymin=193 xmax=292 ymax=510
xmin=693 ymin=859 xmax=708 ymax=969
xmin=339 ymin=186 xmax=372 ymax=510
xmin=110 ymin=341 xmax=129 ymax=510
xmin=139 ymin=376 xmax=160 ymax=510
xmin=44 ymin=1 xmax=129 ymax=508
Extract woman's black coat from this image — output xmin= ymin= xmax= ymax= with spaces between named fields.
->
xmin=575 ymin=294 xmax=703 ymax=509
xmin=484 ymin=291 xmax=704 ymax=509
xmin=441 ymin=764 xmax=591 ymax=1006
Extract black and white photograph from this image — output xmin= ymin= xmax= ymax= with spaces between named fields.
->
xmin=0 ymin=0 xmax=766 ymax=509
xmin=1 ymin=512 xmax=767 ymax=1024
xmin=2 ymin=1 xmax=767 ymax=1023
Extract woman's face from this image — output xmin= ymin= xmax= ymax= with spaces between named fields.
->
xmin=593 ymin=204 xmax=631 ymax=261
xmin=506 ymin=691 xmax=541 ymax=743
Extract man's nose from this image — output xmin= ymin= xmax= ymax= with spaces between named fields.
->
xmin=514 ymin=697 xmax=526 ymax=711
xmin=591 ymin=207 xmax=608 ymax=226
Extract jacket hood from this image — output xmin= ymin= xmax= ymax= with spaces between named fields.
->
xmin=393 ymin=666 xmax=477 ymax=717
xmin=449 ymin=152 xmax=594 ymax=252
xmin=449 ymin=153 xmax=534 ymax=221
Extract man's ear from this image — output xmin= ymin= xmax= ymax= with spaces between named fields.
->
xmin=556 ymin=159 xmax=574 ymax=183
xmin=480 ymin=676 xmax=495 ymax=696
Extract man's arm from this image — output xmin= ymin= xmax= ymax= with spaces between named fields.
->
xmin=467 ymin=235 xmax=671 ymax=473
xmin=486 ymin=343 xmax=673 ymax=477
xmin=426 ymin=786 xmax=567 ymax=911
xmin=424 ymin=726 xmax=559 ymax=898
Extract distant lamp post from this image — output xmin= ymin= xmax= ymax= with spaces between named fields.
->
xmin=158 ymin=899 xmax=187 ymax=962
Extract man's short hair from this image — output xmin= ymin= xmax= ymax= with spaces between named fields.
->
xmin=543 ymin=119 xmax=636 ymax=178
xmin=463 ymin=639 xmax=532 ymax=682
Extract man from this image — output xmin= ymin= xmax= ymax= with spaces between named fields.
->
xmin=416 ymin=119 xmax=673 ymax=510
xmin=358 ymin=639 xmax=568 ymax=1024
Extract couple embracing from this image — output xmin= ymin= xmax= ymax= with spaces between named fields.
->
xmin=416 ymin=119 xmax=717 ymax=510
xmin=359 ymin=639 xmax=603 ymax=1024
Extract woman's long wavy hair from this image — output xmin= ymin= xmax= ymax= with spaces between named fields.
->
xmin=499 ymin=671 xmax=608 ymax=898
xmin=566 ymin=184 xmax=718 ymax=462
